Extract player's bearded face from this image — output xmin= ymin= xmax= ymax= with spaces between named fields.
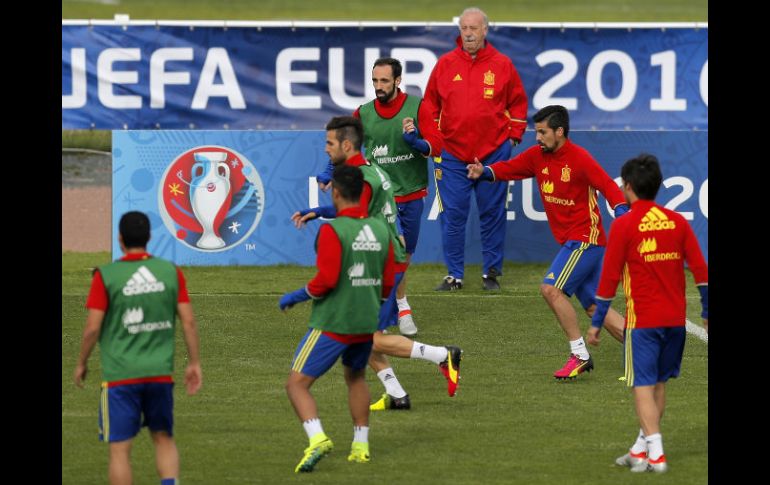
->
xmin=373 ymin=65 xmax=398 ymax=103
xmin=325 ymin=132 xmax=347 ymax=165
xmin=535 ymin=122 xmax=558 ymax=152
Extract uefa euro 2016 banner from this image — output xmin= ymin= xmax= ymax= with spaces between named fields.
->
xmin=112 ymin=130 xmax=707 ymax=266
xmin=64 ymin=22 xmax=707 ymax=130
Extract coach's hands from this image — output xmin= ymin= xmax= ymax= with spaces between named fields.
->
xmin=467 ymin=158 xmax=485 ymax=180
xmin=280 ymin=287 xmax=312 ymax=311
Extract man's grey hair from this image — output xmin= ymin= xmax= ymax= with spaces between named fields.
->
xmin=459 ymin=7 xmax=489 ymax=28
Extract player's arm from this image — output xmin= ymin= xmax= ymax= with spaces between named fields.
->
xmin=316 ymin=162 xmax=334 ymax=191
xmin=423 ymin=63 xmax=443 ymax=132
xmin=403 ymin=100 xmax=443 ymax=156
xmin=280 ymin=224 xmax=342 ymax=311
xmin=584 ymin=156 xmax=629 ymax=216
xmin=504 ymin=62 xmax=528 ymax=144
xmin=683 ymin=222 xmax=709 ymax=330
xmin=291 ymin=205 xmax=337 ymax=228
xmin=74 ymin=270 xmax=107 ymax=387
xmin=587 ymin=221 xmax=629 ymax=344
xmin=176 ymin=268 xmax=202 ymax=395
xmin=381 ymin=241 xmax=396 ymax=300
xmin=358 ymin=182 xmax=372 ymax=216
xmin=468 ymin=150 xmax=534 ymax=181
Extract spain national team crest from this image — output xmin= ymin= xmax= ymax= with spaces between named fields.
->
xmin=561 ymin=165 xmax=571 ymax=182
xmin=158 ymin=146 xmax=265 ymax=252
xmin=483 ymin=70 xmax=495 ymax=85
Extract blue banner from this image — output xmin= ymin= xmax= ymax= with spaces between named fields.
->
xmin=65 ymin=24 xmax=707 ymax=130
xmin=112 ymin=130 xmax=707 ymax=266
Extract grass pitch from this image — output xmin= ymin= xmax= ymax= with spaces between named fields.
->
xmin=62 ymin=252 xmax=707 ymax=484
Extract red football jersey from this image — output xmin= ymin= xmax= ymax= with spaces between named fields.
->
xmin=595 ymin=200 xmax=708 ymax=328
xmin=488 ymin=140 xmax=626 ymax=246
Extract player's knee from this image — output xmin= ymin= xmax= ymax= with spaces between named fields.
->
xmin=540 ymin=283 xmax=560 ymax=300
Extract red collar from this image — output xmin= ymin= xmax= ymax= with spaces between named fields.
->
xmin=337 ymin=206 xmax=364 ymax=218
xmin=120 ymin=252 xmax=152 ymax=261
xmin=345 ymin=153 xmax=368 ymax=167
xmin=372 ymin=89 xmax=407 ymax=118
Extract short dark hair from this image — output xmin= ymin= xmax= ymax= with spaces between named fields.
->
xmin=533 ymin=105 xmax=570 ymax=137
xmin=332 ymin=164 xmax=364 ymax=202
xmin=373 ymin=57 xmax=402 ymax=79
xmin=326 ymin=116 xmax=363 ymax=150
xmin=119 ymin=211 xmax=151 ymax=248
xmin=621 ymin=154 xmax=663 ymax=200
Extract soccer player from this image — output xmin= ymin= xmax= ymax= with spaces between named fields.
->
xmin=424 ymin=6 xmax=528 ymax=291
xmin=293 ymin=116 xmax=463 ymax=409
xmin=467 ymin=105 xmax=627 ymax=379
xmin=280 ymin=164 xmax=395 ymax=472
xmin=74 ymin=211 xmax=202 ymax=485
xmin=316 ymin=57 xmax=442 ymax=336
xmin=587 ymin=154 xmax=708 ymax=473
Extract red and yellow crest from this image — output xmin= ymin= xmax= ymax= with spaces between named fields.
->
xmin=483 ymin=70 xmax=495 ymax=85
xmin=561 ymin=165 xmax=571 ymax=182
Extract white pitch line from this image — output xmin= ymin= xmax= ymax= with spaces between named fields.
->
xmin=685 ymin=319 xmax=708 ymax=343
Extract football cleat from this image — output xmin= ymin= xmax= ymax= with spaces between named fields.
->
xmin=435 ymin=275 xmax=463 ymax=291
xmin=398 ymin=310 xmax=418 ymax=336
xmin=347 ymin=442 xmax=370 ymax=463
xmin=553 ymin=354 xmax=594 ymax=379
xmin=294 ymin=434 xmax=334 ymax=473
xmin=481 ymin=267 xmax=501 ymax=291
xmin=615 ymin=451 xmax=647 ymax=468
xmin=438 ymin=346 xmax=463 ymax=397
xmin=633 ymin=455 xmax=668 ymax=473
xmin=369 ymin=393 xmax=411 ymax=411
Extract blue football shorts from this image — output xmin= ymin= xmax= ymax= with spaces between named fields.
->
xmin=378 ymin=272 xmax=404 ymax=330
xmin=99 ymin=381 xmax=174 ymax=443
xmin=291 ymin=329 xmax=373 ymax=378
xmin=397 ymin=198 xmax=425 ymax=254
xmin=543 ymin=240 xmax=605 ymax=309
xmin=624 ymin=326 xmax=686 ymax=387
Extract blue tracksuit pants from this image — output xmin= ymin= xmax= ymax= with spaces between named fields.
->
xmin=435 ymin=141 xmax=512 ymax=280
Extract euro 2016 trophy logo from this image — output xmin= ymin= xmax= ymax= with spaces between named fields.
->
xmin=158 ymin=146 xmax=265 ymax=252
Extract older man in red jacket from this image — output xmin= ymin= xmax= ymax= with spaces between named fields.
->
xmin=424 ymin=6 xmax=528 ymax=292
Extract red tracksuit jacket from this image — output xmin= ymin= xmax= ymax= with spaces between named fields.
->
xmin=424 ymin=37 xmax=528 ymax=162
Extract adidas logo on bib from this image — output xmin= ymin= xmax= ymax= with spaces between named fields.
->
xmin=122 ymin=266 xmax=166 ymax=296
xmin=352 ymin=225 xmax=382 ymax=251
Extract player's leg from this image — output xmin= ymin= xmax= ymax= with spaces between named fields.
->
xmin=434 ymin=157 xmax=472 ymax=289
xmin=624 ymin=327 xmax=681 ymax=473
xmin=474 ymin=141 xmax=512 ymax=290
xmin=143 ymin=382 xmax=178 ymax=483
xmin=396 ymin=198 xmax=425 ymax=334
xmin=287 ymin=330 xmax=343 ymax=472
xmin=342 ymin=341 xmax=373 ymax=463
xmin=368 ymin=346 xmax=410 ymax=410
xmin=542 ymin=242 xmax=595 ymax=379
xmin=150 ymin=432 xmax=178 ymax=484
xmin=100 ymin=383 xmax=144 ymax=485
xmin=108 ymin=440 xmax=134 ymax=485
xmin=369 ymin=273 xmax=410 ymax=409
xmin=576 ymin=249 xmax=625 ymax=343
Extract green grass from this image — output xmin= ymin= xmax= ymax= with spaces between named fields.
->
xmin=62 ymin=0 xmax=707 ymax=21
xmin=62 ymin=252 xmax=707 ymax=484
